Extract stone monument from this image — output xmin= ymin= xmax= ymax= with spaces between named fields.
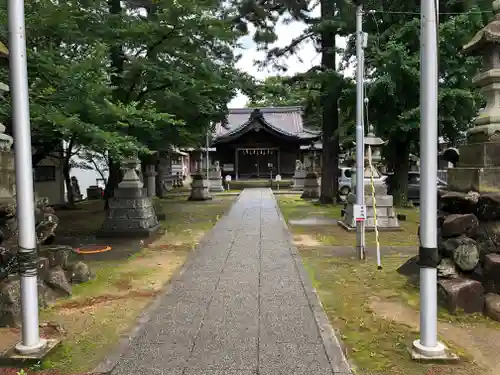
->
xmin=208 ymin=161 xmax=224 ymax=192
xmin=421 ymin=2 xmax=500 ymax=320
xmin=70 ymin=176 xmax=83 ymax=202
xmin=339 ymin=126 xmax=400 ymax=231
xmin=188 ymin=171 xmax=212 ymax=201
xmin=301 ymin=171 xmax=320 ymax=199
xmin=144 ymin=164 xmax=157 ymax=197
xmin=98 ymin=155 xmax=159 ymax=237
xmin=292 ymin=160 xmax=307 ymax=191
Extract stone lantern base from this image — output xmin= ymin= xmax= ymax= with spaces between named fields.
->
xmin=292 ymin=170 xmax=307 ymax=190
xmin=338 ymin=184 xmax=400 ymax=231
xmin=301 ymin=172 xmax=320 ymax=199
xmin=98 ymin=157 xmax=160 ymax=238
xmin=189 ymin=174 xmax=212 ymax=201
xmin=208 ymin=169 xmax=224 ymax=192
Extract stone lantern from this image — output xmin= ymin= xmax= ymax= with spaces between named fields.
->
xmin=98 ymin=153 xmax=160 ymax=238
xmin=339 ymin=125 xmax=400 ymax=231
xmin=447 ymin=0 xmax=500 ymax=192
xmin=350 ymin=125 xmax=386 ymax=193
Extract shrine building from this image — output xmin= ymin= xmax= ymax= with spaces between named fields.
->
xmin=190 ymin=107 xmax=321 ymax=179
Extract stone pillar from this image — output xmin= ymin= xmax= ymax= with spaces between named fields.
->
xmin=98 ymin=156 xmax=159 ymax=238
xmin=292 ymin=160 xmax=306 ymax=191
xmin=448 ymin=4 xmax=500 ymax=193
xmin=301 ymin=172 xmax=320 ymax=199
xmin=208 ymin=161 xmax=224 ymax=192
xmin=144 ymin=164 xmax=157 ymax=197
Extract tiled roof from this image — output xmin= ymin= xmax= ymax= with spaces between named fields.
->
xmin=215 ymin=106 xmax=319 ymax=139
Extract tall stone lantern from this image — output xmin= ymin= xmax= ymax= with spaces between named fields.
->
xmin=339 ymin=125 xmax=400 ymax=231
xmin=447 ymin=1 xmax=500 ymax=192
xmin=350 ymin=125 xmax=386 ymax=193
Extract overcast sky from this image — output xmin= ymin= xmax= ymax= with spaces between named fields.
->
xmin=228 ymin=10 xmax=349 ymax=108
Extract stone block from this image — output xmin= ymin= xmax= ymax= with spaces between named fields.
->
xmin=452 ymin=237 xmax=479 ymax=271
xmin=439 ymin=191 xmax=477 ymax=215
xmin=45 ymin=266 xmax=72 ymax=297
xmin=291 ymin=171 xmax=306 ymax=191
xmin=438 ymin=278 xmax=484 ymax=314
xmin=477 ymin=193 xmax=500 ymax=220
xmin=441 ymin=214 xmax=479 ymax=238
xmin=37 ymin=257 xmax=50 ymax=279
xmin=457 ymin=142 xmax=500 ymax=167
xmin=483 ymin=253 xmax=500 ymax=293
xmin=301 ymin=173 xmax=320 ymax=199
xmin=447 ymin=166 xmax=500 ymax=193
xmin=484 ymin=293 xmax=500 ymax=322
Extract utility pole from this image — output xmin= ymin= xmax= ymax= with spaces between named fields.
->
xmin=354 ymin=0 xmax=366 ymax=260
xmin=412 ymin=0 xmax=446 ymax=359
xmin=8 ymin=0 xmax=46 ymax=354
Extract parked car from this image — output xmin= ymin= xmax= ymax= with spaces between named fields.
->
xmin=338 ymin=167 xmax=353 ymax=196
xmin=385 ymin=171 xmax=447 ymax=204
xmin=338 ymin=166 xmax=388 ymax=197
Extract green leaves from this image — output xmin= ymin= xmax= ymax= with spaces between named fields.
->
xmin=0 ymin=0 xmax=251 ymax=161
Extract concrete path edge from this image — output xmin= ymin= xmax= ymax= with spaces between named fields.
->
xmin=92 ymin=194 xmax=243 ymax=375
xmin=272 ymin=191 xmax=355 ymax=374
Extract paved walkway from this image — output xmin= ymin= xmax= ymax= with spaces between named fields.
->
xmin=109 ymin=189 xmax=351 ymax=375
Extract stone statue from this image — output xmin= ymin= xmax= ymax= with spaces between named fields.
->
xmin=295 ymin=160 xmax=303 ymax=172
xmin=214 ymin=161 xmax=220 ymax=171
xmin=71 ymin=176 xmax=82 ymax=201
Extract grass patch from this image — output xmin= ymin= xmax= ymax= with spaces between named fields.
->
xmin=278 ymin=194 xmax=419 ymax=247
xmin=20 ymin=195 xmax=237 ymax=373
xmin=301 ymin=252 xmax=490 ymax=375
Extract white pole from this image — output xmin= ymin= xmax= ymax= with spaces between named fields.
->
xmin=205 ymin=129 xmax=209 ymax=180
xmin=413 ymin=0 xmax=446 ymax=358
xmin=8 ymin=0 xmax=47 ymax=354
xmin=355 ymin=3 xmax=366 ymax=260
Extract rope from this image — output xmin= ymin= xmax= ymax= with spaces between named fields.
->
xmin=368 ymin=146 xmax=382 ymax=269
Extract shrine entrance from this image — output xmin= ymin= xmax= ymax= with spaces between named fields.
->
xmin=236 ymin=148 xmax=279 ymax=179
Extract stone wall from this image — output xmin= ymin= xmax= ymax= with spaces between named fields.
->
xmin=429 ymin=191 xmax=500 ymax=320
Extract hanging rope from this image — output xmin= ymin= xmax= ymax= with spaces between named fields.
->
xmin=368 ymin=145 xmax=382 ymax=269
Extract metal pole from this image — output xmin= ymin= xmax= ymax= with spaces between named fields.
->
xmin=355 ymin=3 xmax=366 ymax=260
xmin=413 ymin=0 xmax=445 ymax=358
xmin=205 ymin=129 xmax=209 ymax=180
xmin=8 ymin=0 xmax=46 ymax=354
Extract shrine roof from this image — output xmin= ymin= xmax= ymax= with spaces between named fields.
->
xmin=214 ymin=107 xmax=320 ymax=143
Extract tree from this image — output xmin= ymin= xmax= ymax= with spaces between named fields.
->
xmin=246 ymin=75 xmax=322 ymax=128
xmin=235 ymin=0 xmax=358 ymax=203
xmin=0 ymin=0 xmax=251 ymax=206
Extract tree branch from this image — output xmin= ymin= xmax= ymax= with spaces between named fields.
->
xmin=125 ymin=26 xmax=179 ymax=103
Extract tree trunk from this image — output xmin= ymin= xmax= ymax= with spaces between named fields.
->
xmin=62 ymin=158 xmax=75 ymax=208
xmin=389 ymin=134 xmax=411 ymax=206
xmin=318 ymin=0 xmax=339 ymax=204
xmin=104 ymin=157 xmax=122 ymax=210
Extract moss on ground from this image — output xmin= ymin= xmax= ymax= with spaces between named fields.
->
xmin=278 ymin=194 xmax=420 ymax=247
xmin=301 ymin=252 xmax=488 ymax=375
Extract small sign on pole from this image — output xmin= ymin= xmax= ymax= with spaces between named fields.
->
xmin=353 ymin=204 xmax=366 ymax=222
xmin=225 ymin=175 xmax=232 ymax=190
xmin=275 ymin=174 xmax=282 ymax=191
